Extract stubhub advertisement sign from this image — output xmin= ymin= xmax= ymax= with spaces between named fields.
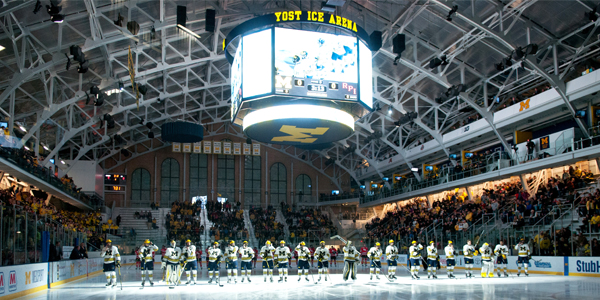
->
xmin=568 ymin=257 xmax=600 ymax=276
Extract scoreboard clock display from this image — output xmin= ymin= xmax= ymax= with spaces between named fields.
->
xmin=104 ymin=174 xmax=126 ymax=185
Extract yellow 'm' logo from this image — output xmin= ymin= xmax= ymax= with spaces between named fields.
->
xmin=271 ymin=125 xmax=329 ymax=143
xmin=519 ymin=99 xmax=530 ymax=111
xmin=25 ymin=271 xmax=31 ymax=284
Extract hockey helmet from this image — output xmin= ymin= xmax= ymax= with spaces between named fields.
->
xmin=320 ymin=241 xmax=325 ymax=245
xmin=412 ymin=241 xmax=417 ymax=244
xmin=213 ymin=242 xmax=219 ymax=247
xmin=230 ymin=241 xmax=235 ymax=245
xmin=266 ymin=241 xmax=271 ymax=245
xmin=106 ymin=239 xmax=112 ymax=244
xmin=186 ymin=239 xmax=191 ymax=245
xmin=243 ymin=241 xmax=248 ymax=244
xmin=483 ymin=242 xmax=489 ymax=246
xmin=389 ymin=240 xmax=394 ymax=244
xmin=170 ymin=240 xmax=176 ymax=247
xmin=144 ymin=239 xmax=151 ymax=244
xmin=448 ymin=241 xmax=453 ymax=244
xmin=347 ymin=240 xmax=352 ymax=246
xmin=280 ymin=240 xmax=286 ymax=244
xmin=300 ymin=241 xmax=306 ymax=246
xmin=375 ymin=242 xmax=381 ymax=246
xmin=430 ymin=241 xmax=434 ymax=245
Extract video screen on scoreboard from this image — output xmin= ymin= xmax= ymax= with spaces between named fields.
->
xmin=230 ymin=40 xmax=243 ymax=121
xmin=274 ymin=28 xmax=358 ymax=101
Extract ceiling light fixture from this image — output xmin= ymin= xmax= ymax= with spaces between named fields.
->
xmin=43 ymin=145 xmax=49 ymax=151
xmin=19 ymin=125 xmax=27 ymax=132
xmin=46 ymin=3 xmax=63 ymax=23
xmin=60 ymin=160 xmax=65 ymax=164
xmin=0 ymin=45 xmax=5 ymax=52
xmin=177 ymin=24 xmax=201 ymax=39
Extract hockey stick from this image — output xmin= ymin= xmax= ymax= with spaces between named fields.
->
xmin=118 ymin=264 xmax=122 ymax=290
xmin=218 ymin=261 xmax=224 ymax=287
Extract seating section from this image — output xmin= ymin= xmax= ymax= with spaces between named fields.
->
xmin=283 ymin=207 xmax=338 ymax=243
xmin=249 ymin=206 xmax=284 ymax=245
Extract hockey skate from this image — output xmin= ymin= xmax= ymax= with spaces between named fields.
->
xmin=150 ymin=280 xmax=154 ymax=286
xmin=270 ymin=277 xmax=274 ymax=282
xmin=318 ymin=277 xmax=322 ymax=281
xmin=376 ymin=275 xmax=380 ymax=280
xmin=324 ymin=276 xmax=327 ymax=281
xmin=247 ymin=278 xmax=251 ymax=282
xmin=285 ymin=278 xmax=287 ymax=282
xmin=141 ymin=280 xmax=145 ymax=286
xmin=227 ymin=279 xmax=231 ymax=284
xmin=525 ymin=273 xmax=529 ymax=277
xmin=186 ymin=280 xmax=191 ymax=285
xmin=241 ymin=278 xmax=245 ymax=283
xmin=208 ymin=278 xmax=213 ymax=284
xmin=504 ymin=273 xmax=508 ymax=277
xmin=235 ymin=279 xmax=237 ymax=284
xmin=370 ymin=275 xmax=373 ymax=280
xmin=278 ymin=278 xmax=283 ymax=283
xmin=106 ymin=282 xmax=111 ymax=287
xmin=414 ymin=274 xmax=420 ymax=279
xmin=432 ymin=274 xmax=437 ymax=279
xmin=298 ymin=277 xmax=302 ymax=282
xmin=305 ymin=277 xmax=309 ymax=282
xmin=112 ymin=282 xmax=117 ymax=287
xmin=517 ymin=272 xmax=520 ymax=277
xmin=264 ymin=277 xmax=267 ymax=282
xmin=428 ymin=274 xmax=431 ymax=279
xmin=497 ymin=272 xmax=501 ymax=278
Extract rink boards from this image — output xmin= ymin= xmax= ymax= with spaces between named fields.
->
xmin=0 ymin=255 xmax=598 ymax=299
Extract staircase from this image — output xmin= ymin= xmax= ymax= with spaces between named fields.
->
xmin=275 ymin=209 xmax=290 ymax=241
xmin=242 ymin=210 xmax=259 ymax=248
xmin=111 ymin=207 xmax=169 ymax=247
xmin=199 ymin=208 xmax=212 ymax=247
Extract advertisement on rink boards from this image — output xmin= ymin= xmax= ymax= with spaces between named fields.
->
xmin=0 ymin=262 xmax=47 ymax=299
xmin=433 ymin=255 xmax=564 ymax=275
xmin=568 ymin=256 xmax=600 ymax=277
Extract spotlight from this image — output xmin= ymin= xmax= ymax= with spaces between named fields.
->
xmin=114 ymin=13 xmax=124 ymax=27
xmin=90 ymin=86 xmax=100 ymax=95
xmin=103 ymin=114 xmax=115 ymax=129
xmin=33 ymin=0 xmax=42 ymax=14
xmin=137 ymin=84 xmax=147 ymax=96
xmin=65 ymin=53 xmax=71 ymax=71
xmin=127 ymin=21 xmax=140 ymax=35
xmin=495 ymin=56 xmax=512 ymax=71
xmin=118 ymin=81 xmax=124 ymax=91
xmin=411 ymin=167 xmax=418 ymax=172
xmin=148 ymin=132 xmax=155 ymax=139
xmin=139 ymin=118 xmax=145 ymax=125
xmin=19 ymin=125 xmax=27 ymax=132
xmin=120 ymin=149 xmax=130 ymax=157
xmin=446 ymin=5 xmax=458 ymax=21
xmin=69 ymin=45 xmax=85 ymax=63
xmin=145 ymin=122 xmax=153 ymax=130
xmin=46 ymin=3 xmax=63 ymax=23
xmin=113 ymin=134 xmax=125 ymax=145
xmin=50 ymin=14 xmax=64 ymax=23
xmin=94 ymin=93 xmax=105 ymax=106
xmin=77 ymin=60 xmax=88 ymax=73
xmin=388 ymin=107 xmax=393 ymax=115
xmin=429 ymin=55 xmax=448 ymax=69
xmin=157 ymin=98 xmax=161 ymax=104
xmin=585 ymin=7 xmax=599 ymax=22
xmin=0 ymin=45 xmax=4 ymax=52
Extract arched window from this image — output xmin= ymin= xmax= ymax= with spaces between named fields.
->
xmin=295 ymin=174 xmax=312 ymax=203
xmin=131 ymin=168 xmax=151 ymax=207
xmin=244 ymin=156 xmax=261 ymax=207
xmin=189 ymin=154 xmax=208 ymax=199
xmin=217 ymin=139 xmax=235 ymax=201
xmin=161 ymin=158 xmax=180 ymax=206
xmin=270 ymin=162 xmax=287 ymax=205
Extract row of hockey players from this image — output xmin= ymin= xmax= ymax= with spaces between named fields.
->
xmin=406 ymin=238 xmax=531 ymax=279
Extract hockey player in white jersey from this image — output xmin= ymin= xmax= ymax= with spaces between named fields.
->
xmin=342 ymin=240 xmax=360 ymax=281
xmin=463 ymin=240 xmax=477 ymax=278
xmin=444 ymin=241 xmax=457 ymax=278
xmin=514 ymin=238 xmax=530 ymax=276
xmin=409 ymin=241 xmax=424 ymax=279
xmin=100 ymin=239 xmax=121 ymax=287
xmin=494 ymin=240 xmax=509 ymax=277
xmin=275 ymin=240 xmax=291 ymax=282
xmin=207 ymin=242 xmax=223 ymax=284
xmin=426 ymin=241 xmax=439 ymax=279
xmin=225 ymin=240 xmax=239 ymax=283
xmin=367 ymin=242 xmax=383 ymax=280
xmin=239 ymin=241 xmax=255 ymax=282
xmin=162 ymin=240 xmax=182 ymax=288
xmin=315 ymin=241 xmax=330 ymax=282
xmin=480 ymin=243 xmax=494 ymax=278
xmin=260 ymin=241 xmax=276 ymax=282
xmin=385 ymin=240 xmax=399 ymax=279
xmin=138 ymin=239 xmax=158 ymax=286
xmin=181 ymin=239 xmax=197 ymax=284
xmin=295 ymin=241 xmax=311 ymax=282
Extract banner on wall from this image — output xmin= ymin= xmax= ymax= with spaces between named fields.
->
xmin=183 ymin=143 xmax=192 ymax=153
xmin=193 ymin=142 xmax=202 ymax=153
xmin=252 ymin=143 xmax=260 ymax=156
xmin=0 ymin=262 xmax=48 ymax=298
xmin=539 ymin=135 xmax=550 ymax=150
xmin=223 ymin=142 xmax=232 ymax=155
xmin=214 ymin=142 xmax=222 ymax=154
xmin=233 ymin=143 xmax=241 ymax=155
xmin=243 ymin=143 xmax=251 ymax=155
xmin=568 ymin=256 xmax=600 ymax=276
xmin=203 ymin=141 xmax=212 ymax=154
xmin=172 ymin=142 xmax=181 ymax=152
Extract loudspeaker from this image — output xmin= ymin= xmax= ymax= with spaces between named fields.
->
xmin=393 ymin=34 xmax=406 ymax=55
xmin=369 ymin=31 xmax=382 ymax=51
xmin=177 ymin=6 xmax=186 ymax=27
xmin=206 ymin=9 xmax=216 ymax=32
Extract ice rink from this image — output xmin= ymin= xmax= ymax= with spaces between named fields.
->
xmin=17 ymin=263 xmax=600 ymax=300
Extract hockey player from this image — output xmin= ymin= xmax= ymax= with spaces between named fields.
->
xmin=101 ymin=239 xmax=120 ymax=287
xmin=196 ymin=247 xmax=203 ymax=270
xmin=225 ymin=241 xmax=239 ymax=283
xmin=385 ymin=240 xmax=399 ymax=279
xmin=275 ymin=240 xmax=291 ymax=282
xmin=444 ymin=241 xmax=457 ymax=278
xmin=494 ymin=240 xmax=509 ymax=277
xmin=463 ymin=240 xmax=477 ymax=278
xmin=368 ymin=242 xmax=383 ymax=280
xmin=260 ymin=241 xmax=276 ymax=282
xmin=409 ymin=241 xmax=423 ymax=279
xmin=207 ymin=242 xmax=223 ymax=284
xmin=239 ymin=241 xmax=255 ymax=282
xmin=330 ymin=247 xmax=337 ymax=266
xmin=163 ymin=240 xmax=182 ymax=288
xmin=139 ymin=239 xmax=158 ymax=286
xmin=426 ymin=241 xmax=439 ymax=279
xmin=181 ymin=240 xmax=198 ymax=285
xmin=515 ymin=238 xmax=530 ymax=276
xmin=343 ymin=241 xmax=360 ymax=281
xmin=360 ymin=244 xmax=369 ymax=266
xmin=480 ymin=243 xmax=494 ymax=278
xmin=295 ymin=241 xmax=311 ymax=282
xmin=315 ymin=241 xmax=330 ymax=282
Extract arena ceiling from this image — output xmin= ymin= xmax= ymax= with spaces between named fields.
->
xmin=0 ymin=0 xmax=598 ymax=186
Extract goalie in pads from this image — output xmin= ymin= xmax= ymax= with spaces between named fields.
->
xmin=162 ymin=240 xmax=182 ymax=288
